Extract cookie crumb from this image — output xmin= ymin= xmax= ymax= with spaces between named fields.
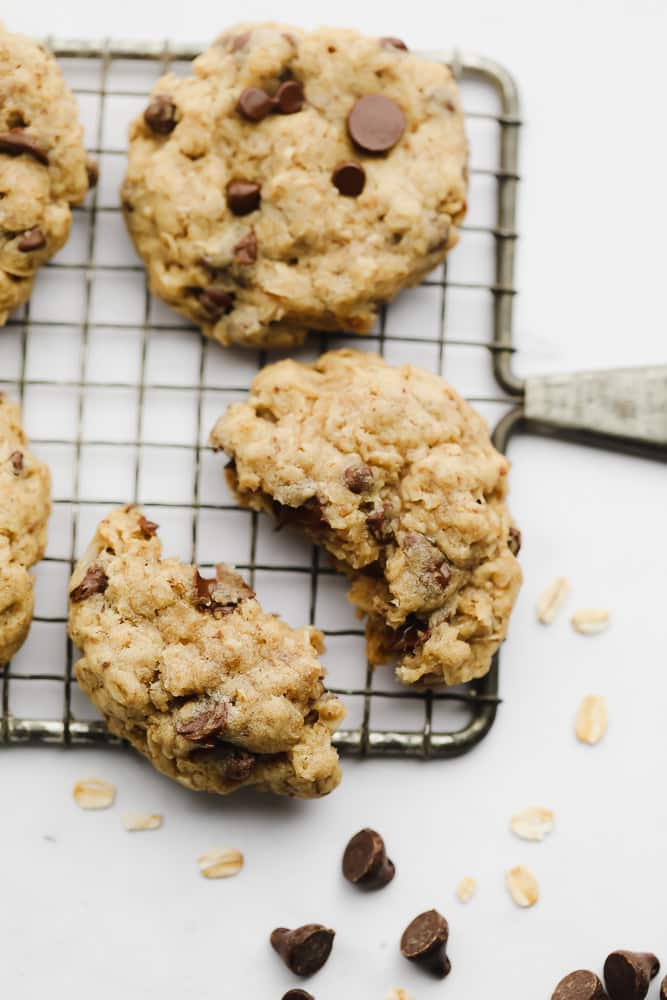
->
xmin=505 ymin=865 xmax=539 ymax=908
xmin=510 ymin=806 xmax=554 ymax=842
xmin=198 ymin=847 xmax=244 ymax=879
xmin=386 ymin=990 xmax=414 ymax=1000
xmin=537 ymin=577 xmax=569 ymax=624
xmin=122 ymin=811 xmax=162 ymax=831
xmin=455 ymin=876 xmax=477 ymax=902
xmin=575 ymin=695 xmax=608 ymax=745
xmin=571 ymin=608 xmax=609 ymax=635
xmin=73 ymin=777 xmax=116 ymax=810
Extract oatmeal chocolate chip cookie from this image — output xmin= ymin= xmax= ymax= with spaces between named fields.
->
xmin=68 ymin=506 xmax=345 ymax=798
xmin=0 ymin=26 xmax=90 ymax=325
xmin=122 ymin=23 xmax=467 ymax=348
xmin=0 ymin=394 xmax=51 ymax=667
xmin=211 ymin=350 xmax=521 ymax=687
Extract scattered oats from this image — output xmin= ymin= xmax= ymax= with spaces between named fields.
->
xmin=537 ymin=577 xmax=570 ymax=624
xmin=73 ymin=777 xmax=115 ymax=810
xmin=455 ymin=875 xmax=477 ymax=903
xmin=198 ymin=847 xmax=244 ymax=879
xmin=510 ymin=806 xmax=554 ymax=842
xmin=122 ymin=811 xmax=162 ymax=832
xmin=571 ymin=608 xmax=610 ymax=635
xmin=386 ymin=990 xmax=414 ymax=1000
xmin=575 ymin=694 xmax=608 ymax=745
xmin=505 ymin=865 xmax=539 ymax=908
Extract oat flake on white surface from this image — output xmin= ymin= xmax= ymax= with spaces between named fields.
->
xmin=121 ymin=811 xmax=162 ymax=831
xmin=537 ymin=577 xmax=570 ymax=624
xmin=575 ymin=695 xmax=608 ymax=745
xmin=455 ymin=875 xmax=477 ymax=902
xmin=72 ymin=777 xmax=116 ymax=810
xmin=386 ymin=990 xmax=414 ymax=1000
xmin=510 ymin=806 xmax=554 ymax=842
xmin=571 ymin=608 xmax=610 ymax=635
xmin=505 ymin=865 xmax=539 ymax=908
xmin=198 ymin=847 xmax=244 ymax=879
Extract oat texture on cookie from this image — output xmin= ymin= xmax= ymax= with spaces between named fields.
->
xmin=211 ymin=349 xmax=521 ymax=686
xmin=0 ymin=394 xmax=51 ymax=667
xmin=0 ymin=26 xmax=90 ymax=324
xmin=67 ymin=506 xmax=345 ymax=798
xmin=122 ymin=23 xmax=467 ymax=348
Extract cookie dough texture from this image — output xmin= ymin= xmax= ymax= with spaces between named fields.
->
xmin=0 ymin=26 xmax=89 ymax=324
xmin=212 ymin=350 xmax=522 ymax=686
xmin=122 ymin=23 xmax=467 ymax=348
xmin=0 ymin=394 xmax=51 ymax=666
xmin=68 ymin=506 xmax=345 ymax=798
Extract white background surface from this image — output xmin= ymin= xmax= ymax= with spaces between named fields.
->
xmin=3 ymin=2 xmax=667 ymax=998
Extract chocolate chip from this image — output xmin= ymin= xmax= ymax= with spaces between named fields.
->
xmin=273 ymin=497 xmax=328 ymax=533
xmin=70 ymin=564 xmax=109 ymax=603
xmin=194 ymin=565 xmax=254 ymax=613
xmin=347 ymin=95 xmax=405 ymax=154
xmin=604 ymin=951 xmax=659 ymax=1000
xmin=199 ymin=286 xmax=235 ymax=316
xmin=227 ymin=179 xmax=261 ymax=216
xmin=221 ymin=746 xmax=256 ymax=781
xmin=233 ymin=229 xmax=258 ymax=264
xmin=400 ymin=909 xmax=450 ymax=978
xmin=390 ymin=617 xmax=431 ymax=654
xmin=552 ymin=970 xmax=608 ymax=1000
xmin=274 ymin=80 xmax=304 ymax=114
xmin=176 ymin=700 xmax=228 ymax=742
xmin=342 ymin=828 xmax=395 ymax=890
xmin=282 ymin=991 xmax=314 ymax=1000
xmin=143 ymin=95 xmax=178 ymax=135
xmin=332 ymin=161 xmax=366 ymax=197
xmin=0 ymin=129 xmax=49 ymax=165
xmin=433 ymin=560 xmax=452 ymax=588
xmin=236 ymin=87 xmax=274 ymax=122
xmin=9 ymin=451 xmax=23 ymax=473
xmin=366 ymin=501 xmax=393 ymax=542
xmin=230 ymin=31 xmax=251 ymax=52
xmin=660 ymin=975 xmax=667 ymax=1000
xmin=282 ymin=32 xmax=298 ymax=46
xmin=343 ymin=462 xmax=373 ymax=493
xmin=86 ymin=156 xmax=99 ymax=189
xmin=138 ymin=515 xmax=158 ymax=538
xmin=17 ymin=227 xmax=46 ymax=252
xmin=508 ymin=526 xmax=522 ymax=556
xmin=380 ymin=37 xmax=408 ymax=51
xmin=271 ymin=925 xmax=335 ymax=977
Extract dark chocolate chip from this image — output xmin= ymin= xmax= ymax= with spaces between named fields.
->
xmin=347 ymin=95 xmax=405 ymax=154
xmin=176 ymin=700 xmax=228 ymax=742
xmin=194 ymin=565 xmax=254 ymax=613
xmin=604 ymin=951 xmax=659 ymax=1000
xmin=282 ymin=991 xmax=314 ymax=1000
xmin=273 ymin=497 xmax=328 ymax=533
xmin=9 ymin=451 xmax=23 ymax=473
xmin=138 ymin=515 xmax=158 ymax=538
xmin=508 ymin=526 xmax=521 ymax=556
xmin=366 ymin=501 xmax=393 ymax=542
xmin=222 ymin=746 xmax=256 ymax=782
xmin=433 ymin=560 xmax=452 ymax=588
xmin=199 ymin=286 xmax=235 ymax=316
xmin=230 ymin=31 xmax=251 ymax=52
xmin=236 ymin=87 xmax=274 ymax=122
xmin=86 ymin=156 xmax=99 ymax=189
xmin=271 ymin=925 xmax=335 ymax=977
xmin=227 ymin=179 xmax=261 ymax=216
xmin=552 ymin=970 xmax=608 ymax=1000
xmin=342 ymin=828 xmax=395 ymax=890
xmin=660 ymin=974 xmax=667 ymax=1000
xmin=17 ymin=227 xmax=46 ymax=252
xmin=70 ymin=564 xmax=109 ymax=602
xmin=343 ymin=462 xmax=374 ymax=493
xmin=400 ymin=909 xmax=450 ymax=979
xmin=390 ymin=617 xmax=431 ymax=654
xmin=274 ymin=80 xmax=304 ymax=114
xmin=233 ymin=229 xmax=258 ymax=264
xmin=380 ymin=37 xmax=409 ymax=51
xmin=0 ymin=129 xmax=49 ymax=165
xmin=144 ymin=95 xmax=178 ymax=135
xmin=332 ymin=162 xmax=366 ymax=197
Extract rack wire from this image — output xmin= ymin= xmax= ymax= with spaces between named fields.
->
xmin=0 ymin=40 xmax=523 ymax=757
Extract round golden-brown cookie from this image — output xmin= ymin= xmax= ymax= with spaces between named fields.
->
xmin=0 ymin=394 xmax=51 ymax=667
xmin=122 ymin=23 xmax=467 ymax=348
xmin=0 ymin=26 xmax=90 ymax=324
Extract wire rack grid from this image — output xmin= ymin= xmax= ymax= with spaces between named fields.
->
xmin=0 ymin=40 xmax=522 ymax=758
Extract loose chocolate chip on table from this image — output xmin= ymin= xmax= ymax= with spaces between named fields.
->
xmin=282 ymin=991 xmax=313 ymax=1000
xmin=271 ymin=925 xmax=335 ymax=977
xmin=0 ymin=129 xmax=49 ymax=165
xmin=551 ymin=970 xmax=608 ymax=1000
xmin=400 ymin=909 xmax=451 ymax=978
xmin=199 ymin=286 xmax=235 ymax=316
xmin=143 ymin=95 xmax=178 ymax=134
xmin=237 ymin=87 xmax=274 ymax=122
xmin=86 ymin=156 xmax=99 ymax=188
xmin=9 ymin=451 xmax=23 ymax=473
xmin=343 ymin=462 xmax=373 ymax=493
xmin=70 ymin=564 xmax=109 ymax=603
xmin=508 ymin=526 xmax=522 ymax=555
xmin=342 ymin=828 xmax=395 ymax=890
xmin=604 ymin=951 xmax=659 ymax=1000
xmin=380 ymin=37 xmax=409 ymax=51
xmin=17 ymin=227 xmax=46 ymax=252
xmin=176 ymin=700 xmax=229 ymax=741
xmin=347 ymin=95 xmax=405 ymax=154
xmin=273 ymin=80 xmax=304 ymax=114
xmin=234 ymin=229 xmax=258 ymax=265
xmin=138 ymin=515 xmax=158 ymax=538
xmin=227 ymin=179 xmax=261 ymax=216
xmin=332 ymin=161 xmax=366 ymax=198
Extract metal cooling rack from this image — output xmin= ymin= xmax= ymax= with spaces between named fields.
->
xmin=2 ymin=40 xmax=663 ymax=762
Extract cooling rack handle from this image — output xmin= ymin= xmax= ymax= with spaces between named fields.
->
xmin=523 ymin=365 xmax=667 ymax=456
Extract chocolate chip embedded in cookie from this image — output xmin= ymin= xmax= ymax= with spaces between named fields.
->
xmin=211 ymin=349 xmax=522 ymax=687
xmin=0 ymin=26 xmax=89 ymax=325
xmin=68 ymin=505 xmax=345 ymax=799
xmin=122 ymin=22 xmax=468 ymax=349
xmin=0 ymin=394 xmax=51 ymax=668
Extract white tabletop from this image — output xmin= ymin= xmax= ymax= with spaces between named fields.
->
xmin=3 ymin=2 xmax=667 ymax=998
